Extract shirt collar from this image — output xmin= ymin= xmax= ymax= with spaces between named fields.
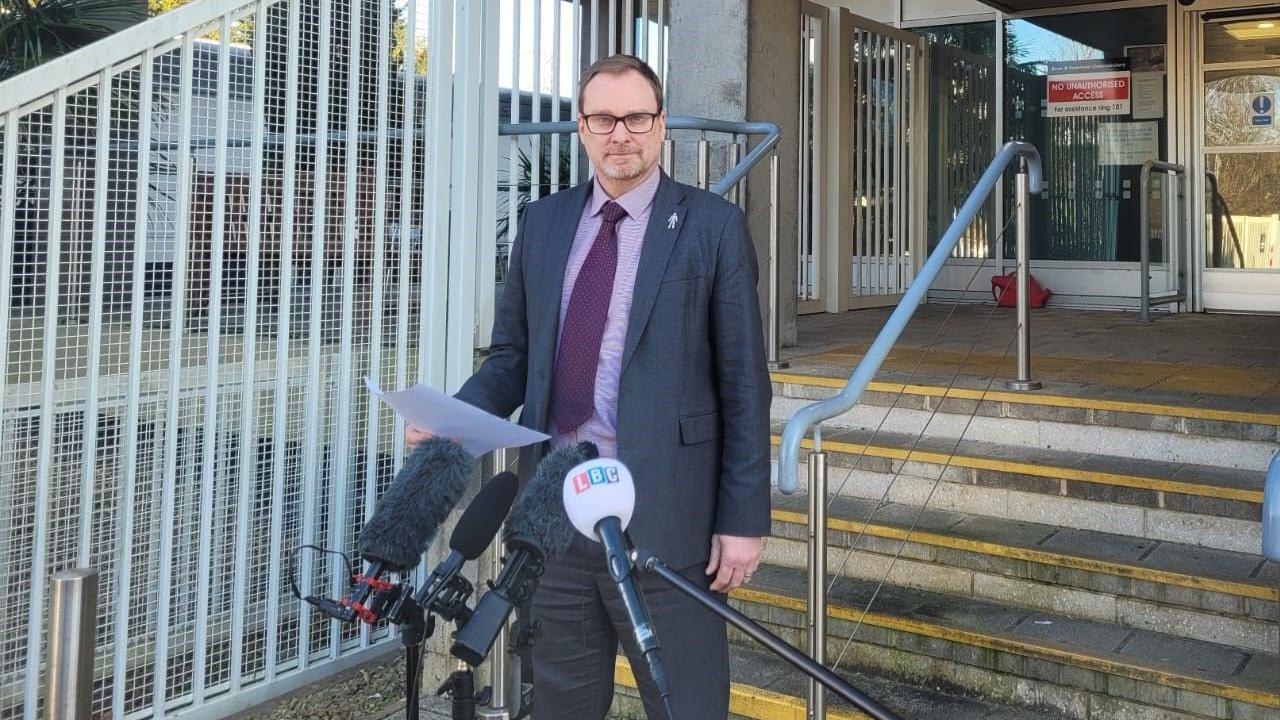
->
xmin=587 ymin=165 xmax=661 ymax=221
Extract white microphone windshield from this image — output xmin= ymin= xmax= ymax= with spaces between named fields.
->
xmin=562 ymin=457 xmax=636 ymax=541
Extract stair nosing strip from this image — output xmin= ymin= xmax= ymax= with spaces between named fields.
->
xmin=730 ymin=586 xmax=1280 ymax=709
xmin=770 ymin=508 xmax=1278 ymax=601
xmin=615 ymin=656 xmax=870 ymax=720
xmin=769 ymin=435 xmax=1265 ymax=504
xmin=771 ymin=372 xmax=1280 ymax=428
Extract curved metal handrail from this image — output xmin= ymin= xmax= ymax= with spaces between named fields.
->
xmin=1264 ymin=451 xmax=1280 ymax=563
xmin=777 ymin=140 xmax=1043 ymax=494
xmin=498 ymin=116 xmax=782 ymax=196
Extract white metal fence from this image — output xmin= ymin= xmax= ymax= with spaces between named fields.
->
xmin=0 ymin=0 xmax=472 ymax=717
xmin=0 ymin=0 xmax=680 ymax=717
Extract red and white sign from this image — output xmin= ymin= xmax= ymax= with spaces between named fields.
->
xmin=1046 ymin=59 xmax=1130 ymax=118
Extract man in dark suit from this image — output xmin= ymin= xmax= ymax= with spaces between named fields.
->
xmin=410 ymin=54 xmax=771 ymax=719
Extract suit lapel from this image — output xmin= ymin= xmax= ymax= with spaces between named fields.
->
xmin=621 ymin=173 xmax=687 ymax=373
xmin=532 ymin=182 xmax=591 ymax=430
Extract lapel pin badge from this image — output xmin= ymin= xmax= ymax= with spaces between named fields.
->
xmin=667 ymin=212 xmax=678 ymax=230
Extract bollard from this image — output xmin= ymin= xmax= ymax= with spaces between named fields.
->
xmin=47 ymin=568 xmax=98 ymax=720
xmin=807 ymin=451 xmax=827 ymax=720
xmin=1005 ymin=161 xmax=1040 ymax=391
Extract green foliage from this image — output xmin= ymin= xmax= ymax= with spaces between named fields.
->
xmin=0 ymin=0 xmax=147 ymax=79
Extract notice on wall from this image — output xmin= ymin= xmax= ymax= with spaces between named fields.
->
xmin=1125 ymin=45 xmax=1165 ymax=120
xmin=1249 ymin=92 xmax=1275 ymax=127
xmin=1047 ymin=58 xmax=1131 ymax=117
xmin=1097 ymin=122 xmax=1160 ymax=166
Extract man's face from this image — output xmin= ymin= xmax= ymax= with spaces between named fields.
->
xmin=578 ymin=70 xmax=665 ymax=183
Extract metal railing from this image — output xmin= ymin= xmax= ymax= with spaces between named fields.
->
xmin=1139 ymin=160 xmax=1187 ymax=323
xmin=496 ymin=116 xmax=784 ymax=365
xmin=776 ymin=140 xmax=1043 ymax=717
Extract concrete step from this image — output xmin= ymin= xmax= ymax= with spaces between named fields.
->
xmin=769 ymin=428 xmax=1266 ymax=554
xmin=771 ymin=378 xmax=1279 ymax=473
xmin=613 ymin=645 xmax=1065 ymax=720
xmin=765 ymin=492 xmax=1278 ymax=653
xmin=727 ymin=564 xmax=1280 ymax=720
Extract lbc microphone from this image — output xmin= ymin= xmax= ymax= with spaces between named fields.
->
xmin=450 ymin=442 xmax=597 ymax=666
xmin=563 ymin=456 xmax=672 ymax=717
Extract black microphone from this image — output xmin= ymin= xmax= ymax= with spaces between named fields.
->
xmin=449 ymin=442 xmax=597 ymax=666
xmin=416 ymin=471 xmax=521 ymax=610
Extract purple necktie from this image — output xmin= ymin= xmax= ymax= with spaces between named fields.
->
xmin=552 ymin=200 xmax=629 ymax=434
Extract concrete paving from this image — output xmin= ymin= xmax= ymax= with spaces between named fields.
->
xmin=785 ymin=305 xmax=1280 ymax=413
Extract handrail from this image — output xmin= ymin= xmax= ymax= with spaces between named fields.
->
xmin=1264 ymin=451 xmax=1280 ymax=563
xmin=498 ymin=117 xmax=782 ymax=196
xmin=1139 ymin=160 xmax=1187 ymax=323
xmin=777 ymin=140 xmax=1043 ymax=494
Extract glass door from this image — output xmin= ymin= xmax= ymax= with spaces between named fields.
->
xmin=1199 ymin=12 xmax=1280 ymax=312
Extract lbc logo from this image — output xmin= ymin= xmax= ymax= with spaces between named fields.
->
xmin=572 ymin=466 xmax=620 ymax=494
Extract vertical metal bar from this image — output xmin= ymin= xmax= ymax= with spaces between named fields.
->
xmin=193 ymin=14 xmax=235 ymax=701
xmin=551 ymin=0 xmax=562 ymax=194
xmin=421 ymin=0 xmax=456 ymax=392
xmin=532 ymin=0 xmax=542 ymax=202
xmin=1005 ymin=163 xmax=1039 ymax=392
xmin=877 ymin=35 xmax=887 ymax=296
xmin=46 ymin=569 xmax=98 ymax=720
xmin=696 ymin=135 xmax=709 ymax=190
xmin=394 ymin=0 xmax=416 ymax=448
xmin=893 ymin=40 xmax=904 ymax=294
xmin=661 ymin=137 xmax=674 ymax=176
xmin=608 ymin=0 xmax=617 ymax=56
xmin=728 ymin=139 xmax=742 ymax=206
xmin=0 ymin=111 xmax=16 ymax=463
xmin=640 ymin=0 xmax=650 ymax=60
xmin=483 ymin=445 xmax=513 ymax=718
xmin=361 ymin=0 xmax=392 ymax=651
xmin=113 ymin=49 xmax=152 ymax=716
xmin=266 ymin=0 xmax=302 ymax=679
xmin=570 ymin=0 xmax=580 ymax=184
xmin=993 ymin=12 xmax=1006 ymax=274
xmin=80 ymin=67 xmax=112 ymax=567
xmin=799 ymin=24 xmax=810 ymax=301
xmin=153 ymin=31 xmax=196 ymax=716
xmin=655 ymin=0 xmax=666 ymax=86
xmin=624 ymin=0 xmax=634 ymax=55
xmin=231 ymin=0 xmax=269 ymax=686
xmin=1140 ymin=162 xmax=1152 ymax=323
xmin=591 ymin=0 xmax=600 ymax=64
xmin=807 ymin=452 xmax=827 ymax=720
xmin=854 ymin=28 xmax=864 ymax=298
xmin=769 ymin=153 xmax=787 ymax=371
xmin=26 ymin=85 xmax=68 ymax=720
xmin=299 ymin=0 xmax=335 ymax=668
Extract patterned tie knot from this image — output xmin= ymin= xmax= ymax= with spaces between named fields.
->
xmin=600 ymin=200 xmax=627 ymax=226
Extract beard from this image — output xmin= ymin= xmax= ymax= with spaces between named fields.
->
xmin=597 ymin=144 xmax=648 ymax=180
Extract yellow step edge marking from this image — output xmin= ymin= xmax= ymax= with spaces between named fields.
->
xmin=768 ymin=435 xmax=1265 ymax=504
xmin=770 ymin=372 xmax=1280 ymax=428
xmin=770 ymin=509 xmax=1279 ymax=602
xmin=729 ymin=588 xmax=1280 ymax=709
xmin=614 ymin=657 xmax=869 ymax=720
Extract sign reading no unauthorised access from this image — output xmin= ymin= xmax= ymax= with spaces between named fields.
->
xmin=1046 ymin=58 xmax=1131 ymax=118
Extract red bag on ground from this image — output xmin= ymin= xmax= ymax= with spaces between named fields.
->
xmin=991 ymin=272 xmax=1051 ymax=308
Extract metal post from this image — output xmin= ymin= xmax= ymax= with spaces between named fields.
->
xmin=47 ymin=568 xmax=98 ymax=720
xmin=1140 ymin=164 xmax=1152 ymax=323
xmin=697 ymin=135 xmax=710 ymax=190
xmin=728 ymin=139 xmax=743 ymax=206
xmin=1005 ymin=161 xmax=1040 ymax=392
xmin=769 ymin=153 xmax=789 ymax=371
xmin=478 ymin=447 xmax=512 ymax=720
xmin=807 ymin=452 xmax=828 ymax=720
xmin=661 ymin=137 xmax=674 ymax=177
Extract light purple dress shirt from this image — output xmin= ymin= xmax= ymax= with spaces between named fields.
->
xmin=551 ymin=167 xmax=662 ymax=458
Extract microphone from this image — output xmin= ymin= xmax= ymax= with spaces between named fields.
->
xmin=415 ymin=470 xmax=521 ymax=611
xmin=360 ymin=437 xmax=477 ymax=571
xmin=562 ymin=456 xmax=672 ymax=717
xmin=450 ymin=442 xmax=597 ymax=666
xmin=305 ymin=438 xmax=476 ymax=622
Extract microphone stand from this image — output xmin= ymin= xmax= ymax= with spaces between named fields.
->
xmin=634 ymin=550 xmax=904 ymax=720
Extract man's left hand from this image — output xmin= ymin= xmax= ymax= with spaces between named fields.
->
xmin=705 ymin=534 xmax=765 ymax=593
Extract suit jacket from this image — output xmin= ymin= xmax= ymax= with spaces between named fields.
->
xmin=455 ymin=171 xmax=772 ymax=569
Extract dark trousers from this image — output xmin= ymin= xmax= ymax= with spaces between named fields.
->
xmin=530 ymin=534 xmax=730 ymax=720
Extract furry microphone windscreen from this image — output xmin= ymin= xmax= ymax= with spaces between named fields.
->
xmin=504 ymin=441 xmax=599 ymax=562
xmin=358 ymin=437 xmax=476 ymax=571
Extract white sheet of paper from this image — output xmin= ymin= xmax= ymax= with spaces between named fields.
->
xmin=365 ymin=377 xmax=549 ymax=456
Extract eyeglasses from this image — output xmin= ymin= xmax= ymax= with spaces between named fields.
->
xmin=581 ymin=112 xmax=659 ymax=135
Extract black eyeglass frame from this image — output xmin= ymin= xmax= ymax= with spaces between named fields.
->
xmin=580 ymin=112 xmax=661 ymax=135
